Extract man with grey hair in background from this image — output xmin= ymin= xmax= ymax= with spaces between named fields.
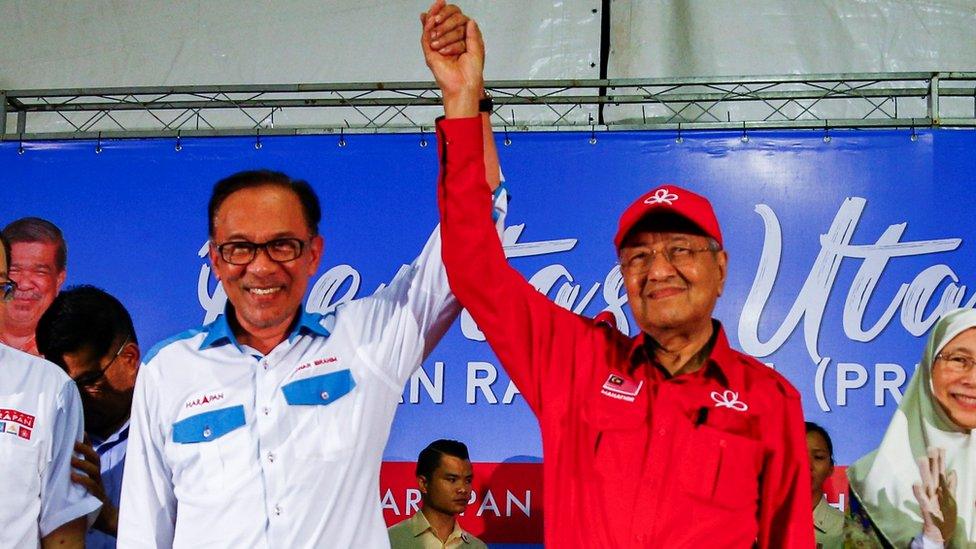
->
xmin=0 ymin=217 xmax=67 ymax=356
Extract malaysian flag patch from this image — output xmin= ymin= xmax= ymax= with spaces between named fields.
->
xmin=600 ymin=374 xmax=643 ymax=402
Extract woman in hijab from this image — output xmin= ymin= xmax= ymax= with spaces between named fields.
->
xmin=846 ymin=307 xmax=976 ymax=547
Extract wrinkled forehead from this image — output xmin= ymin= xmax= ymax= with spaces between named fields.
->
xmin=9 ymin=240 xmax=61 ymax=269
xmin=213 ymin=185 xmax=309 ymax=238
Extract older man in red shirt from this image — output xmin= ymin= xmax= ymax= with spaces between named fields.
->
xmin=422 ymin=16 xmax=814 ymax=549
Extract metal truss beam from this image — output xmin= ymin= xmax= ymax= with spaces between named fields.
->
xmin=2 ymin=72 xmax=974 ymax=140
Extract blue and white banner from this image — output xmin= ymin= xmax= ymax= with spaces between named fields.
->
xmin=3 ymin=128 xmax=973 ymax=543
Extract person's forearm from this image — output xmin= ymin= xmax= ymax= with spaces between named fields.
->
xmin=442 ymin=85 xmax=479 ymax=119
xmin=95 ymin=503 xmax=119 ymax=536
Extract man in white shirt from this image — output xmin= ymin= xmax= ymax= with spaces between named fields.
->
xmin=37 ymin=285 xmax=141 ymax=548
xmin=0 ymin=231 xmax=102 ymax=548
xmin=118 ymin=6 xmax=503 ymax=545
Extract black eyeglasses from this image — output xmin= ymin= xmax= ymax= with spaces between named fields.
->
xmin=0 ymin=278 xmax=16 ymax=302
xmin=73 ymin=336 xmax=130 ymax=389
xmin=214 ymin=238 xmax=306 ymax=265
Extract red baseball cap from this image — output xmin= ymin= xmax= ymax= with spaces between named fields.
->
xmin=614 ymin=184 xmax=723 ymax=249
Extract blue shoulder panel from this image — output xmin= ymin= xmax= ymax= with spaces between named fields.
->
xmin=282 ymin=369 xmax=356 ymax=406
xmin=142 ymin=327 xmax=205 ymax=364
xmin=172 ymin=405 xmax=246 ymax=444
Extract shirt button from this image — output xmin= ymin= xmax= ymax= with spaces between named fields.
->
xmin=262 ymin=407 xmax=271 ymax=416
xmin=203 ymin=427 xmax=213 ymax=439
xmin=267 ymin=452 xmax=275 ymax=463
xmin=320 ymin=391 xmax=330 ymax=401
xmin=274 ymin=504 xmax=282 ymax=516
xmin=658 ymin=428 xmax=666 ymax=436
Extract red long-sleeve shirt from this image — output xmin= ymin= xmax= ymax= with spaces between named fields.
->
xmin=436 ymin=116 xmax=814 ymax=548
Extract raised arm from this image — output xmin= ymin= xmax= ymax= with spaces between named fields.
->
xmin=424 ymin=14 xmax=589 ymax=412
xmin=421 ymin=0 xmax=500 ymax=191
xmin=353 ymin=3 xmax=506 ymax=388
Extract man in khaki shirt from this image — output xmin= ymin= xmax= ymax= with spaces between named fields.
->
xmin=388 ymin=440 xmax=487 ymax=549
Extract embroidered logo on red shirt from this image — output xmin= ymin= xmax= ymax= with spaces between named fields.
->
xmin=710 ymin=390 xmax=748 ymax=411
xmin=0 ymin=408 xmax=35 ymax=440
xmin=600 ymin=374 xmax=643 ymax=402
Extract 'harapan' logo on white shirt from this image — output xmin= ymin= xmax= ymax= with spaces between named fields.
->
xmin=0 ymin=408 xmax=35 ymax=440
xmin=184 ymin=392 xmax=225 ymax=409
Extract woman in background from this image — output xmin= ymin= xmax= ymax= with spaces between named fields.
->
xmin=846 ymin=307 xmax=976 ymax=547
xmin=807 ymin=422 xmax=843 ymax=547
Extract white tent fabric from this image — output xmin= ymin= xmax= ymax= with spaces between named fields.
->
xmin=1 ymin=1 xmax=973 ymax=132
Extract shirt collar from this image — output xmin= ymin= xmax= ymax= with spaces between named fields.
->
xmin=629 ymin=319 xmax=741 ymax=388
xmin=407 ymin=510 xmax=468 ymax=543
xmin=91 ymin=419 xmax=130 ymax=454
xmin=813 ymin=496 xmax=844 ymax=533
xmin=199 ymin=303 xmax=330 ymax=352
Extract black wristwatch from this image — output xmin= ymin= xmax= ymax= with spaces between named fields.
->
xmin=478 ymin=92 xmax=493 ymax=113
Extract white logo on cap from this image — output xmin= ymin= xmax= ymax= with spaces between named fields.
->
xmin=644 ymin=188 xmax=679 ymax=205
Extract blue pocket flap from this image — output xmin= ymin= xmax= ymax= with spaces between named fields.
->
xmin=172 ymin=405 xmax=246 ymax=444
xmin=282 ymin=369 xmax=356 ymax=406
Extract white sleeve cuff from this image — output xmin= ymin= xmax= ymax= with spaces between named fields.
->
xmin=39 ymin=496 xmax=102 ymax=537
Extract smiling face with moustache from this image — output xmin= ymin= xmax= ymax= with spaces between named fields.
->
xmin=209 ymin=184 xmax=323 ymax=354
xmin=618 ymin=215 xmax=727 ymax=345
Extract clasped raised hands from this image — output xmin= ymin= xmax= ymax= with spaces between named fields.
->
xmin=420 ymin=0 xmax=484 ymax=118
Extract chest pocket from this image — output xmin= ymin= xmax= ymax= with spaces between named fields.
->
xmin=282 ymin=369 xmax=359 ymax=461
xmin=173 ymin=405 xmax=246 ymax=444
xmin=170 ymin=405 xmax=247 ymax=493
xmin=677 ymin=416 xmax=763 ymax=513
xmin=581 ymin=393 xmax=650 ymax=481
xmin=0 ymin=441 xmax=40 ymax=517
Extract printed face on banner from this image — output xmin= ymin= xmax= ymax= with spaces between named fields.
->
xmin=420 ymin=455 xmax=474 ymax=516
xmin=5 ymin=241 xmax=65 ymax=328
xmin=619 ymin=231 xmax=727 ymax=337
xmin=209 ymin=185 xmax=323 ymax=341
xmin=932 ymin=328 xmax=976 ymax=430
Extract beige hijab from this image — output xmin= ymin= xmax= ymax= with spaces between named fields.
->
xmin=848 ymin=307 xmax=976 ymax=546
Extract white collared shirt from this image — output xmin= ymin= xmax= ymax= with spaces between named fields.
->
xmin=118 ymin=215 xmax=505 ymax=548
xmin=0 ymin=343 xmax=102 ymax=548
